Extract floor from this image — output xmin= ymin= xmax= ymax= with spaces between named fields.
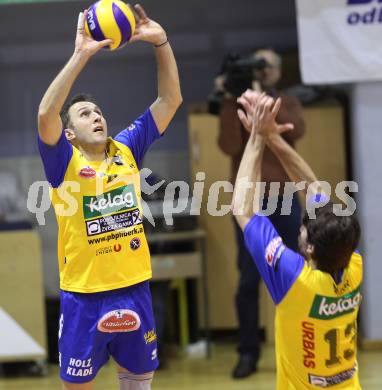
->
xmin=0 ymin=343 xmax=381 ymax=389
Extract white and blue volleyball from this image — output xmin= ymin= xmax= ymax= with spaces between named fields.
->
xmin=85 ymin=0 xmax=136 ymax=50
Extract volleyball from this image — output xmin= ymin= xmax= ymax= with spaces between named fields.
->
xmin=85 ymin=0 xmax=136 ymax=50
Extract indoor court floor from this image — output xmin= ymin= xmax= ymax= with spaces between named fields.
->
xmin=0 ymin=344 xmax=381 ymax=389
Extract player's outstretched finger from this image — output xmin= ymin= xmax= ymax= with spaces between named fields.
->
xmin=134 ymin=4 xmax=149 ymax=23
xmin=259 ymin=93 xmax=268 ymax=109
xmin=239 ymin=92 xmax=251 ymax=105
xmin=237 ymin=109 xmax=251 ymax=131
xmin=271 ymin=97 xmax=282 ymax=117
xmin=278 ymin=123 xmax=294 ymax=134
xmin=77 ymin=11 xmax=85 ymax=31
xmin=237 ymin=97 xmax=251 ymax=115
xmin=265 ymin=96 xmax=274 ymax=111
xmin=256 ymin=102 xmax=265 ymax=122
xmin=259 ymin=95 xmax=269 ymax=117
xmin=98 ymin=39 xmax=114 ymax=49
xmin=127 ymin=3 xmax=139 ymax=23
xmin=248 ymin=90 xmax=261 ymax=106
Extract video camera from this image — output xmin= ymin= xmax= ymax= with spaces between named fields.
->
xmin=208 ymin=53 xmax=268 ymax=115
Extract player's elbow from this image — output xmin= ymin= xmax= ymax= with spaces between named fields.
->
xmin=169 ymin=92 xmax=183 ymax=111
xmin=159 ymin=92 xmax=182 ymax=114
xmin=38 ymin=106 xmax=49 ymax=121
xmin=38 ymin=108 xmax=50 ymax=131
xmin=177 ymin=93 xmax=183 ymax=108
xmin=38 ymin=104 xmax=55 ymax=126
xmin=234 ymin=214 xmax=250 ymax=231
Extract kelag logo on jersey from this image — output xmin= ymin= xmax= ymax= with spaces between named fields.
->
xmin=309 ymin=287 xmax=362 ymax=320
xmin=83 ymin=185 xmax=137 ymax=219
xmin=83 ymin=185 xmax=142 ymax=237
xmin=347 ymin=0 xmax=382 ymax=25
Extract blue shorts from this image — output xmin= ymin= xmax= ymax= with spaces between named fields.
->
xmin=58 ymin=281 xmax=158 ymax=384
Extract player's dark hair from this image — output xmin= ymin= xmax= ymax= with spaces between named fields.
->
xmin=302 ymin=203 xmax=361 ymax=273
xmin=60 ymin=93 xmax=99 ymax=129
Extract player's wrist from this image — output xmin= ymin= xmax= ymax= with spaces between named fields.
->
xmin=265 ymin=132 xmax=280 ymax=144
xmin=73 ymin=48 xmax=93 ymax=62
xmin=153 ymin=33 xmax=168 ymax=48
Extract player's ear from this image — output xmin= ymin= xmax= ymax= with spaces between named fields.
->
xmin=64 ymin=128 xmax=76 ymax=142
xmin=306 ymin=244 xmax=314 ymax=256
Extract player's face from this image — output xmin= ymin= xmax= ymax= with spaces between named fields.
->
xmin=67 ymin=102 xmax=108 ymax=146
xmin=253 ymin=51 xmax=281 ymax=89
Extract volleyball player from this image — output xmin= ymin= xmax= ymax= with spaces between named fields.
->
xmin=232 ymin=92 xmax=362 ymax=389
xmin=37 ymin=4 xmax=181 ymax=389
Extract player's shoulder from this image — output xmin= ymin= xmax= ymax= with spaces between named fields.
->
xmin=349 ymin=251 xmax=363 ymax=275
xmin=352 ymin=250 xmax=362 ymax=260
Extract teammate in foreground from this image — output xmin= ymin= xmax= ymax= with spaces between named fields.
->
xmin=232 ymin=91 xmax=362 ymax=389
xmin=37 ymin=4 xmax=181 ymax=389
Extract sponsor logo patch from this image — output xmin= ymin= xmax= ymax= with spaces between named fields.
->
xmin=346 ymin=0 xmax=382 ymax=26
xmin=79 ymin=166 xmax=96 ymax=179
xmin=144 ymin=329 xmax=157 ymax=344
xmin=95 ymin=244 xmax=123 ymax=256
xmin=66 ymin=358 xmax=93 ymax=377
xmin=309 ymin=287 xmax=362 ymax=320
xmin=97 ymin=309 xmax=141 ymax=333
xmin=112 ymin=155 xmax=124 ymax=166
xmin=309 ymin=365 xmax=357 ymax=387
xmin=151 ymin=348 xmax=158 ymax=361
xmin=265 ymin=237 xmax=284 ymax=267
xmin=83 ymin=185 xmax=137 ymax=219
xmin=86 ymin=208 xmax=142 ymax=237
xmin=87 ymin=226 xmax=143 ymax=245
xmin=58 ymin=314 xmax=64 ymax=339
xmin=130 ymin=237 xmax=141 ymax=250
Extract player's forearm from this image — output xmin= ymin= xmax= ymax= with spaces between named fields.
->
xmin=154 ymin=42 xmax=182 ymax=110
xmin=233 ymin=132 xmax=265 ymax=222
xmin=38 ymin=52 xmax=89 ymax=120
xmin=267 ymin=133 xmax=319 ymax=191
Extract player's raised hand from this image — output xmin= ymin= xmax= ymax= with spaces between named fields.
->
xmin=254 ymin=94 xmax=294 ymax=137
xmin=74 ymin=10 xmax=113 ymax=57
xmin=237 ymin=89 xmax=262 ymax=132
xmin=129 ymin=4 xmax=167 ymax=46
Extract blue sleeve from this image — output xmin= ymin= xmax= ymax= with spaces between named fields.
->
xmin=37 ymin=131 xmax=73 ymax=188
xmin=244 ymin=214 xmax=304 ymax=304
xmin=114 ymin=109 xmax=161 ymax=168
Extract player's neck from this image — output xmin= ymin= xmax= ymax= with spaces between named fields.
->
xmin=307 ymin=258 xmax=317 ymax=270
xmin=78 ymin=144 xmax=107 ymax=162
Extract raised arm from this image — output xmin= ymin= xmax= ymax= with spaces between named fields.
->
xmin=266 ymin=133 xmax=319 ymax=193
xmin=276 ymin=95 xmax=306 ymax=144
xmin=38 ymin=11 xmax=112 ymax=145
xmin=130 ymin=5 xmax=182 ymax=134
xmin=233 ymin=93 xmax=282 ymax=230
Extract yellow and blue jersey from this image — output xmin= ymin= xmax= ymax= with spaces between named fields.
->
xmin=38 ymin=109 xmax=160 ymax=293
xmin=244 ymin=214 xmax=363 ymax=389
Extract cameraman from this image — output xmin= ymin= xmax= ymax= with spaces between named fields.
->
xmin=214 ymin=49 xmax=305 ymax=379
